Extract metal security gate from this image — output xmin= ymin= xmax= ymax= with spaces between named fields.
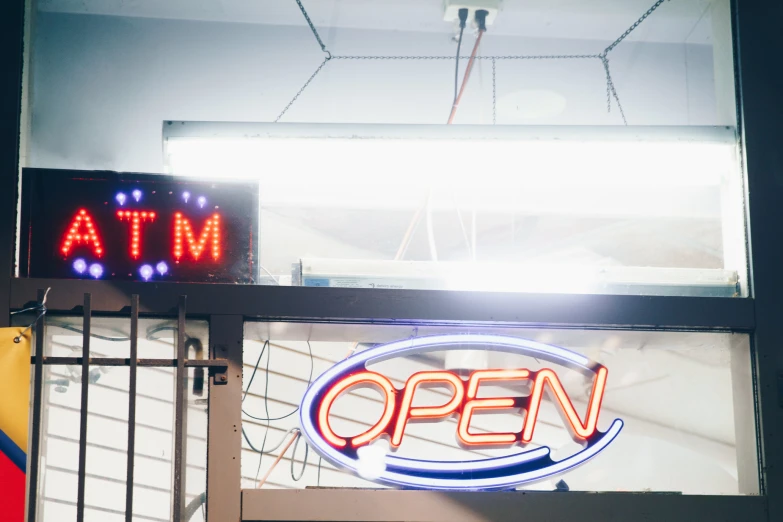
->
xmin=22 ymin=291 xmax=229 ymax=522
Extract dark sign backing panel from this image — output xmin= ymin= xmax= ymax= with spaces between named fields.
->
xmin=21 ymin=169 xmax=258 ymax=283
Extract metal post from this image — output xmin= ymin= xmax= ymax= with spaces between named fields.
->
xmin=125 ymin=295 xmax=139 ymax=521
xmin=76 ymin=293 xmax=91 ymax=522
xmin=735 ymin=0 xmax=783 ymax=519
xmin=26 ymin=289 xmax=45 ymax=522
xmin=0 ymin=0 xmax=24 ymax=327
xmin=206 ymin=315 xmax=243 ymax=522
xmin=172 ymin=295 xmax=188 ymax=522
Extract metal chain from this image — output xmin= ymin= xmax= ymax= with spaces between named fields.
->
xmin=601 ymin=56 xmax=627 ymax=125
xmin=602 ymin=0 xmax=668 ymax=56
xmin=294 ymin=0 xmax=330 ymax=56
xmin=602 ymin=57 xmax=612 ymax=113
xmin=331 ymin=54 xmax=600 ymax=61
xmin=492 ymin=58 xmax=497 ymax=125
xmin=274 ymin=56 xmax=331 ymax=123
xmin=483 ymin=54 xmax=601 ymax=60
xmin=279 ymin=0 xmax=671 ymax=126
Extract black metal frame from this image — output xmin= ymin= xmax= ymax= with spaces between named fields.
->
xmin=2 ymin=0 xmax=783 ymax=520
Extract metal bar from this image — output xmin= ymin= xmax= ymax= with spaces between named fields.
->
xmin=26 ymin=289 xmax=46 ymax=522
xmin=736 ymin=0 xmax=783 ymax=516
xmin=125 ymin=295 xmax=139 ymax=522
xmin=163 ymin=122 xmax=737 ymax=142
xmin=172 ymin=295 xmax=187 ymax=522
xmin=10 ymin=279 xmax=756 ymax=331
xmin=76 ymin=293 xmax=91 ymax=522
xmin=206 ymin=315 xmax=243 ymax=522
xmin=0 ymin=0 xmax=24 ymax=327
xmin=29 ymin=356 xmax=228 ymax=368
xmin=241 ymin=489 xmax=767 ymax=522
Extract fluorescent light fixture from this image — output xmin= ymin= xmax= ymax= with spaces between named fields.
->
xmin=298 ymin=258 xmax=739 ymax=297
xmin=163 ymin=123 xmax=739 ymax=218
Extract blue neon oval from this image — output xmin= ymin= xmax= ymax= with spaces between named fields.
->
xmin=299 ymin=334 xmax=622 ymax=490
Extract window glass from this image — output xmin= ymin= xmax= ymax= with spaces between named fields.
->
xmin=25 ymin=0 xmax=745 ymax=296
xmin=242 ymin=322 xmax=759 ymax=495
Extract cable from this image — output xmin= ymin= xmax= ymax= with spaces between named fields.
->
xmin=290 ymin=431 xmax=309 ymax=481
xmin=243 ymin=426 xmax=299 ymax=455
xmin=257 ymin=430 xmax=300 ymax=488
xmin=45 ymin=322 xmax=184 ymax=343
xmin=317 ymin=456 xmax=322 ymax=487
xmin=259 ymin=264 xmax=281 ymax=285
xmin=453 ymin=8 xmax=469 ymax=103
xmin=447 ymin=10 xmax=488 ymax=124
xmin=242 ymin=341 xmax=268 ymax=403
xmin=254 ymin=342 xmax=273 ymax=483
xmin=183 ymin=492 xmax=206 ymax=522
xmin=242 ymin=341 xmax=314 ymax=422
xmin=425 ymin=191 xmax=438 ymax=261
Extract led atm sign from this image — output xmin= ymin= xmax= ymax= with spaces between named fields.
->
xmin=20 ymin=169 xmax=259 ymax=283
xmin=300 ymin=335 xmax=623 ymax=491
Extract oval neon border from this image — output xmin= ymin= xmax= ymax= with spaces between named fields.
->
xmin=299 ymin=334 xmax=622 ymax=490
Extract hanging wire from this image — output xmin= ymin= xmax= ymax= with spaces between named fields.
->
xmin=274 ymin=56 xmax=331 ymax=123
xmin=491 ymin=57 xmax=497 ymax=125
xmin=278 ymin=0 xmax=672 ymax=126
xmin=294 ymin=0 xmax=330 ymax=56
xmin=242 ymin=426 xmax=299 ymax=455
xmin=242 ymin=341 xmax=314 ymax=422
xmin=454 ymin=25 xmax=466 ymax=103
xmin=601 ymin=56 xmax=628 ymax=125
xmin=290 ymin=430 xmax=309 ymax=481
xmin=254 ymin=340 xmax=273 ymax=483
xmin=42 ymin=323 xmax=185 ymax=343
xmin=13 ymin=287 xmax=50 ymax=343
xmin=241 ymin=340 xmax=315 ymax=484
xmin=602 ymin=0 xmax=669 ymax=56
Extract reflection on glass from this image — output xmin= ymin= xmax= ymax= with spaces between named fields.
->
xmin=242 ymin=322 xmax=758 ymax=495
xmin=26 ymin=0 xmax=745 ymax=296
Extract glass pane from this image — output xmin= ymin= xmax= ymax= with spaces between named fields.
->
xmin=31 ymin=318 xmax=209 ymax=522
xmin=25 ymin=0 xmax=745 ymax=296
xmin=242 ymin=322 xmax=759 ymax=495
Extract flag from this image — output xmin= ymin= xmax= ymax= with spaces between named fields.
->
xmin=0 ymin=328 xmax=31 ymax=522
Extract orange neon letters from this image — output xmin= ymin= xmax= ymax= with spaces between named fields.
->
xmin=457 ymin=370 xmax=529 ymax=445
xmin=317 ymin=371 xmax=396 ymax=448
xmin=391 ymin=371 xmax=465 ymax=448
xmin=522 ymin=366 xmax=608 ymax=443
xmin=317 ymin=366 xmax=608 ymax=449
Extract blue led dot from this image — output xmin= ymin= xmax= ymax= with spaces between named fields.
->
xmin=139 ymin=264 xmax=154 ymax=281
xmin=156 ymin=261 xmax=169 ymax=275
xmin=115 ymin=192 xmax=127 ymax=206
xmin=89 ymin=263 xmax=104 ymax=279
xmin=73 ymin=258 xmax=87 ymax=274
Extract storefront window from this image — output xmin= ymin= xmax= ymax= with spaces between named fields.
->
xmin=242 ymin=323 xmax=759 ymax=495
xmin=23 ymin=0 xmax=745 ymax=296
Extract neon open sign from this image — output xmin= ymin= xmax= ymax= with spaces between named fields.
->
xmin=300 ymin=335 xmax=623 ymax=490
xmin=20 ymin=169 xmax=258 ymax=283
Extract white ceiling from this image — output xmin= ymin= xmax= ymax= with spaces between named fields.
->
xmin=38 ymin=0 xmax=718 ymax=44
